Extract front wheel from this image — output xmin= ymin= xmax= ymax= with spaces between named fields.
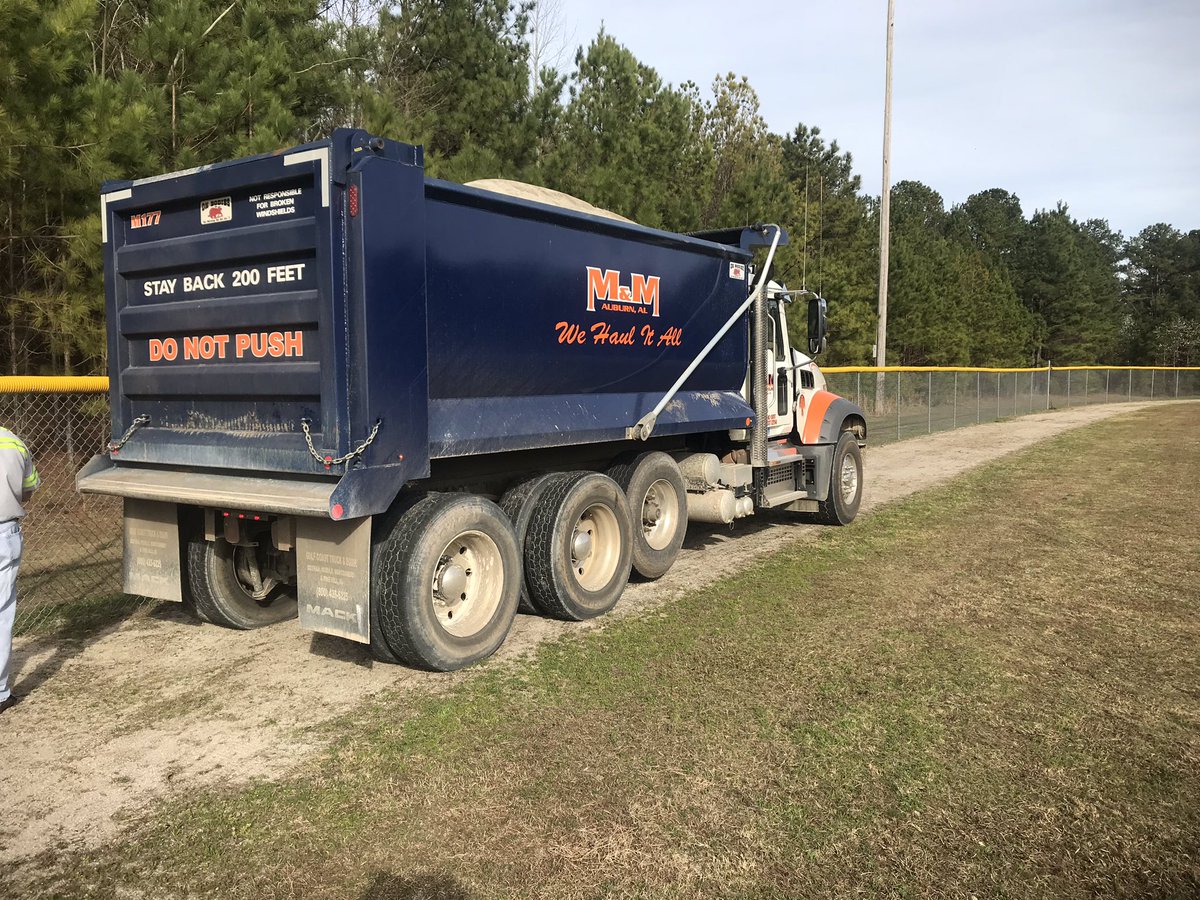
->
xmin=186 ymin=537 xmax=298 ymax=629
xmin=814 ymin=431 xmax=863 ymax=525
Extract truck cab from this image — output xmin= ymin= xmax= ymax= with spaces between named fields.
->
xmin=738 ymin=281 xmax=862 ymax=447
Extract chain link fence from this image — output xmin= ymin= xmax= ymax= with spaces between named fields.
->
xmin=4 ymin=368 xmax=1199 ymax=635
xmin=823 ymin=367 xmax=1200 ymax=447
xmin=3 ymin=385 xmax=126 ymax=635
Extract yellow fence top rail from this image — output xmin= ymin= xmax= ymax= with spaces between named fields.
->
xmin=0 ymin=376 xmax=110 ymax=394
xmin=1 ymin=366 xmax=1198 ymax=394
xmin=821 ymin=365 xmax=1200 ymax=374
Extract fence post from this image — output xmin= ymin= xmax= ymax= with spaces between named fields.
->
xmin=896 ymin=370 xmax=901 ymax=441
xmin=927 ymin=371 xmax=932 ymax=433
xmin=953 ymin=371 xmax=957 ymax=428
xmin=1067 ymin=370 xmax=1071 ymax=407
xmin=1046 ymin=364 xmax=1052 ymax=409
xmin=1083 ymin=369 xmax=1089 ymax=404
xmin=1128 ymin=368 xmax=1133 ymax=400
xmin=64 ymin=395 xmax=76 ymax=472
xmin=856 ymin=371 xmax=862 ymax=409
xmin=1151 ymin=369 xmax=1155 ymax=399
xmin=976 ymin=372 xmax=980 ymax=423
xmin=1029 ymin=370 xmax=1034 ymax=413
xmin=1176 ymin=368 xmax=1180 ymax=398
xmin=1105 ymin=369 xmax=1110 ymax=404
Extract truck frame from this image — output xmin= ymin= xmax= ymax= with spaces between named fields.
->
xmin=78 ymin=129 xmax=867 ymax=671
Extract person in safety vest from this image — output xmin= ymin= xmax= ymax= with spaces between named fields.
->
xmin=0 ymin=426 xmax=39 ymax=715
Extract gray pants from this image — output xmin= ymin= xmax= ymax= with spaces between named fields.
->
xmin=0 ymin=520 xmax=21 ymax=702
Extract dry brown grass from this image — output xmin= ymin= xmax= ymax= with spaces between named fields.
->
xmin=8 ymin=404 xmax=1200 ymax=899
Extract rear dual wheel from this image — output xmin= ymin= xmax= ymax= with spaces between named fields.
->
xmin=371 ymin=472 xmax=639 ymax=667
xmin=370 ymin=493 xmax=521 ymax=671
xmin=498 ymin=474 xmax=558 ymax=614
xmin=524 ymin=472 xmax=633 ymax=621
xmin=186 ymin=536 xmax=297 ymax=630
xmin=606 ymin=452 xmax=687 ymax=580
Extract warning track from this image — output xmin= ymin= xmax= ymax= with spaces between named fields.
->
xmin=0 ymin=402 xmax=1170 ymax=862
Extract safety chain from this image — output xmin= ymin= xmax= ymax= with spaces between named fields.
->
xmin=300 ymin=417 xmax=382 ymax=470
xmin=108 ymin=414 xmax=150 ymax=454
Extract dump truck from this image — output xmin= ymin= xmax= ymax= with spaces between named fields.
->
xmin=77 ymin=129 xmax=867 ymax=671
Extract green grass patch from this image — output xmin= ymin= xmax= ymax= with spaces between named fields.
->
xmin=7 ymin=405 xmax=1200 ymax=899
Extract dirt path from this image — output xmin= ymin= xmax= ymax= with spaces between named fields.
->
xmin=0 ymin=402 xmax=1169 ymax=862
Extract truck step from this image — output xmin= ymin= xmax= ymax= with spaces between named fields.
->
xmin=758 ymin=486 xmax=814 ymax=509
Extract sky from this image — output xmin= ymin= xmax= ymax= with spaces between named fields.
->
xmin=551 ymin=0 xmax=1200 ymax=238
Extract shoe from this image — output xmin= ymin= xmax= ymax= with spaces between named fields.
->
xmin=0 ymin=694 xmax=20 ymax=714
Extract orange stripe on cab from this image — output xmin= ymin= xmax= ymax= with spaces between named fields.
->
xmin=801 ymin=390 xmax=837 ymax=444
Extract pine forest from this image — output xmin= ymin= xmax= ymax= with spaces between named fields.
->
xmin=2 ymin=0 xmax=1197 ymax=375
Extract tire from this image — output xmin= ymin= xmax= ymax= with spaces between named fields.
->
xmin=177 ymin=508 xmax=211 ymax=624
xmin=815 ymin=430 xmax=863 ymax=526
xmin=368 ymin=491 xmax=429 ymax=664
xmin=606 ymin=452 xmax=687 ymax=580
xmin=498 ymin=474 xmax=558 ymax=614
xmin=371 ymin=493 xmax=521 ymax=672
xmin=180 ymin=578 xmax=211 ymax=625
xmin=525 ymin=472 xmax=633 ymax=621
xmin=186 ymin=537 xmax=298 ymax=630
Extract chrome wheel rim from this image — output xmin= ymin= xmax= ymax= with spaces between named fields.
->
xmin=571 ymin=503 xmax=621 ymax=591
xmin=641 ymin=478 xmax=680 ymax=551
xmin=839 ymin=454 xmax=859 ymax=505
xmin=431 ymin=530 xmax=505 ymax=637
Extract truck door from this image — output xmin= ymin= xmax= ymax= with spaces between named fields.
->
xmin=768 ymin=300 xmax=795 ymax=439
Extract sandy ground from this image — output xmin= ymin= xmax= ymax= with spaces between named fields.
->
xmin=0 ymin=402 xmax=1166 ymax=862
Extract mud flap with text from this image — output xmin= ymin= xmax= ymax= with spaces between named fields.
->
xmin=295 ymin=516 xmax=372 ymax=643
xmin=123 ymin=498 xmax=183 ymax=602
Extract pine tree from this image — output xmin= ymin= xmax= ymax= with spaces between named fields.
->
xmin=1122 ymin=224 xmax=1200 ymax=362
xmin=364 ymin=0 xmax=537 ymax=182
xmin=542 ymin=29 xmax=711 ymax=229
xmin=779 ymin=124 xmax=877 ymax=364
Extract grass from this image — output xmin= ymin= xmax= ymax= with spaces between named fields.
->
xmin=7 ymin=404 xmax=1200 ymax=898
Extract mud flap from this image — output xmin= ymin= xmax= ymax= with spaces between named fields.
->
xmin=123 ymin=498 xmax=182 ymax=602
xmin=295 ymin=516 xmax=372 ymax=643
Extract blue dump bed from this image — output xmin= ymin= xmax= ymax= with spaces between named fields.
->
xmin=96 ymin=129 xmax=756 ymax=518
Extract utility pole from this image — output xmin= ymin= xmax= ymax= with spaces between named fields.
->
xmin=875 ymin=0 xmax=895 ymax=409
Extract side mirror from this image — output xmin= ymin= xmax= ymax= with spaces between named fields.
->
xmin=807 ymin=295 xmax=828 ymax=356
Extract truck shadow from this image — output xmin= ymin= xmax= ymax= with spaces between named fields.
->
xmin=308 ymin=630 xmax=376 ymax=667
xmin=677 ymin=512 xmax=810 ymax=554
xmin=13 ymin=599 xmax=198 ymax=697
xmin=358 ymin=871 xmax=472 ymax=900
